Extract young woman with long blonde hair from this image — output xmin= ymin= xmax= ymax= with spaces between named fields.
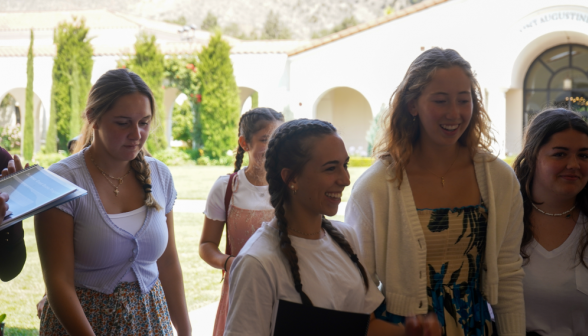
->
xmin=35 ymin=69 xmax=190 ymax=335
xmin=346 ymin=48 xmax=525 ymax=336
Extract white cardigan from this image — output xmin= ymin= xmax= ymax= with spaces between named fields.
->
xmin=346 ymin=152 xmax=525 ymax=336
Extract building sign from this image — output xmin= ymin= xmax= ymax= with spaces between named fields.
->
xmin=519 ymin=11 xmax=588 ymax=33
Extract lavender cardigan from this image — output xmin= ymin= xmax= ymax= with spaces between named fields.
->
xmin=48 ymin=148 xmax=176 ymax=294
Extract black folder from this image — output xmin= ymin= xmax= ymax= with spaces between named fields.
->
xmin=273 ymin=299 xmax=370 ymax=336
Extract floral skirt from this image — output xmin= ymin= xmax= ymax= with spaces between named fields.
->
xmin=40 ymin=280 xmax=173 ymax=335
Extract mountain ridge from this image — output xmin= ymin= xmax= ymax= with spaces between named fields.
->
xmin=1 ymin=0 xmax=422 ymax=39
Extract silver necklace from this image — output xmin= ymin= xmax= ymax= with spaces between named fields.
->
xmin=532 ymin=203 xmax=575 ymax=218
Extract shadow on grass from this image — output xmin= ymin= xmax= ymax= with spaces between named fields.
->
xmin=4 ymin=326 xmax=38 ymax=336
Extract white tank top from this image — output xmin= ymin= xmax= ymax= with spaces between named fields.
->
xmin=108 ymin=206 xmax=148 ymax=282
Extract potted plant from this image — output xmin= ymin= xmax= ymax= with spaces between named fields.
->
xmin=0 ymin=313 xmax=6 ymax=336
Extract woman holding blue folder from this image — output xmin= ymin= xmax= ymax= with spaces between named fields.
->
xmin=224 ymin=119 xmax=440 ymax=336
xmin=35 ymin=69 xmax=190 ymax=336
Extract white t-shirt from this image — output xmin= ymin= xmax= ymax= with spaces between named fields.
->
xmin=204 ymin=167 xmax=273 ymax=222
xmin=523 ymin=215 xmax=588 ymax=336
xmin=107 ymin=206 xmax=148 ymax=283
xmin=224 ymin=218 xmax=384 ymax=336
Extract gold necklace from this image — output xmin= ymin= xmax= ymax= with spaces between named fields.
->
xmin=90 ymin=156 xmax=131 ymax=197
xmin=426 ymin=148 xmax=460 ymax=188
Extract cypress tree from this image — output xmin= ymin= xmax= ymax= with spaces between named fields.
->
xmin=127 ymin=33 xmax=167 ymax=153
xmin=196 ymin=31 xmax=240 ymax=159
xmin=47 ymin=17 xmax=94 ymax=152
xmin=23 ymin=29 xmax=34 ymax=160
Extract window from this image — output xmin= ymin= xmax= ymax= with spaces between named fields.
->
xmin=524 ymin=44 xmax=588 ymax=126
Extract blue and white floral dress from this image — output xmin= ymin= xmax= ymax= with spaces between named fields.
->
xmin=376 ymin=203 xmax=496 ymax=336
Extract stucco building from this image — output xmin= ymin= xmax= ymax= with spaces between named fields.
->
xmin=1 ymin=0 xmax=587 ymax=157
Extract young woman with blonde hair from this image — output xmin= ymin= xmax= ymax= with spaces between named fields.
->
xmin=35 ymin=69 xmax=190 ymax=335
xmin=346 ymin=48 xmax=525 ymax=335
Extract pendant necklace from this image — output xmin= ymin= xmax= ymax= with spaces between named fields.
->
xmin=426 ymin=148 xmax=460 ymax=188
xmin=90 ymin=156 xmax=131 ymax=197
xmin=532 ymin=203 xmax=575 ymax=218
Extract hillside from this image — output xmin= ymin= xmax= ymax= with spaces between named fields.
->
xmin=1 ymin=0 xmax=422 ymax=39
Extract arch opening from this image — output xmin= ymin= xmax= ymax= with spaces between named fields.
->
xmin=239 ymin=87 xmax=258 ymax=114
xmin=314 ymin=87 xmax=372 ymax=156
xmin=524 ymin=44 xmax=588 ymax=125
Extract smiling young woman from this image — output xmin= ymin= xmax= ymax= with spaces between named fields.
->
xmin=34 ymin=69 xmax=190 ymax=336
xmin=346 ymin=48 xmax=525 ymax=336
xmin=224 ymin=119 xmax=440 ymax=336
xmin=512 ymin=108 xmax=588 ymax=336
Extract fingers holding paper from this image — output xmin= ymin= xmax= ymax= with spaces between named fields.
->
xmin=2 ymin=154 xmax=30 ymax=178
xmin=0 ymin=191 xmax=9 ymax=219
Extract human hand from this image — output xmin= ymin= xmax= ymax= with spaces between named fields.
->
xmin=37 ymin=295 xmax=47 ymax=319
xmin=405 ymin=314 xmax=442 ymax=336
xmin=1 ymin=154 xmax=29 ymax=178
xmin=0 ymin=192 xmax=9 ymax=220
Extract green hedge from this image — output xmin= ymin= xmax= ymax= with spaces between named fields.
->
xmin=349 ymin=156 xmax=374 ymax=167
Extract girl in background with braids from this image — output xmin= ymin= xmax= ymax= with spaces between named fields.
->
xmin=224 ymin=119 xmax=441 ymax=336
xmin=200 ymin=107 xmax=283 ymax=336
xmin=35 ymin=69 xmax=190 ymax=336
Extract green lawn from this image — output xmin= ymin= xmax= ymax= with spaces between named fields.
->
xmin=169 ymin=165 xmax=369 ymax=202
xmin=0 ymin=213 xmax=223 ymax=335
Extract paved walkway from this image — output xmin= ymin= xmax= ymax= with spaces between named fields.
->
xmin=173 ymin=199 xmax=347 ymax=335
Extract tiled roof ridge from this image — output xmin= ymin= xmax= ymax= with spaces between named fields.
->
xmin=288 ymin=0 xmax=449 ymax=56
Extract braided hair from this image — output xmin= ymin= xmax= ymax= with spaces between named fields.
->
xmin=264 ymin=119 xmax=370 ymax=306
xmin=234 ymin=108 xmax=284 ymax=173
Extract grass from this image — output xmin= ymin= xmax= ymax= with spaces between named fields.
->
xmin=169 ymin=165 xmax=369 ymax=202
xmin=0 ymin=213 xmax=224 ymax=335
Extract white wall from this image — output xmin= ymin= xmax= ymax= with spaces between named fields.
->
xmin=315 ymin=87 xmax=372 ymax=154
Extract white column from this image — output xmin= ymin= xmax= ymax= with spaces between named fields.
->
xmin=487 ymin=88 xmax=508 ymax=158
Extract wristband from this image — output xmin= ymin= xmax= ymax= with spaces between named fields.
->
xmin=223 ymin=255 xmax=234 ymax=272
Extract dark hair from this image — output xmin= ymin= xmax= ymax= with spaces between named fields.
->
xmin=513 ymin=108 xmax=588 ymax=268
xmin=74 ymin=68 xmax=161 ymax=210
xmin=234 ymin=108 xmax=284 ymax=173
xmin=264 ymin=118 xmax=369 ymax=306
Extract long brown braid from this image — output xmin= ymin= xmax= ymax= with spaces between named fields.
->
xmin=130 ymin=149 xmax=161 ymax=211
xmin=264 ymin=119 xmax=370 ymax=306
xmin=234 ymin=108 xmax=284 ymax=173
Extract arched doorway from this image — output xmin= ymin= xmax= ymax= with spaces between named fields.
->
xmin=314 ymin=87 xmax=372 ymax=156
xmin=238 ymin=87 xmax=258 ymax=114
xmin=524 ymin=44 xmax=588 ymax=125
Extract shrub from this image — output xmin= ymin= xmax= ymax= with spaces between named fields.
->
xmin=349 ymin=156 xmax=374 ymax=167
xmin=48 ymin=17 xmax=94 ymax=152
xmin=196 ymin=31 xmax=240 ymax=159
xmin=23 ymin=29 xmax=34 ymax=160
xmin=196 ymin=156 xmax=211 ymax=166
xmin=0 ymin=124 xmax=22 ymax=151
xmin=152 ymin=148 xmax=193 ymax=166
xmin=32 ymin=151 xmax=67 ymax=168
